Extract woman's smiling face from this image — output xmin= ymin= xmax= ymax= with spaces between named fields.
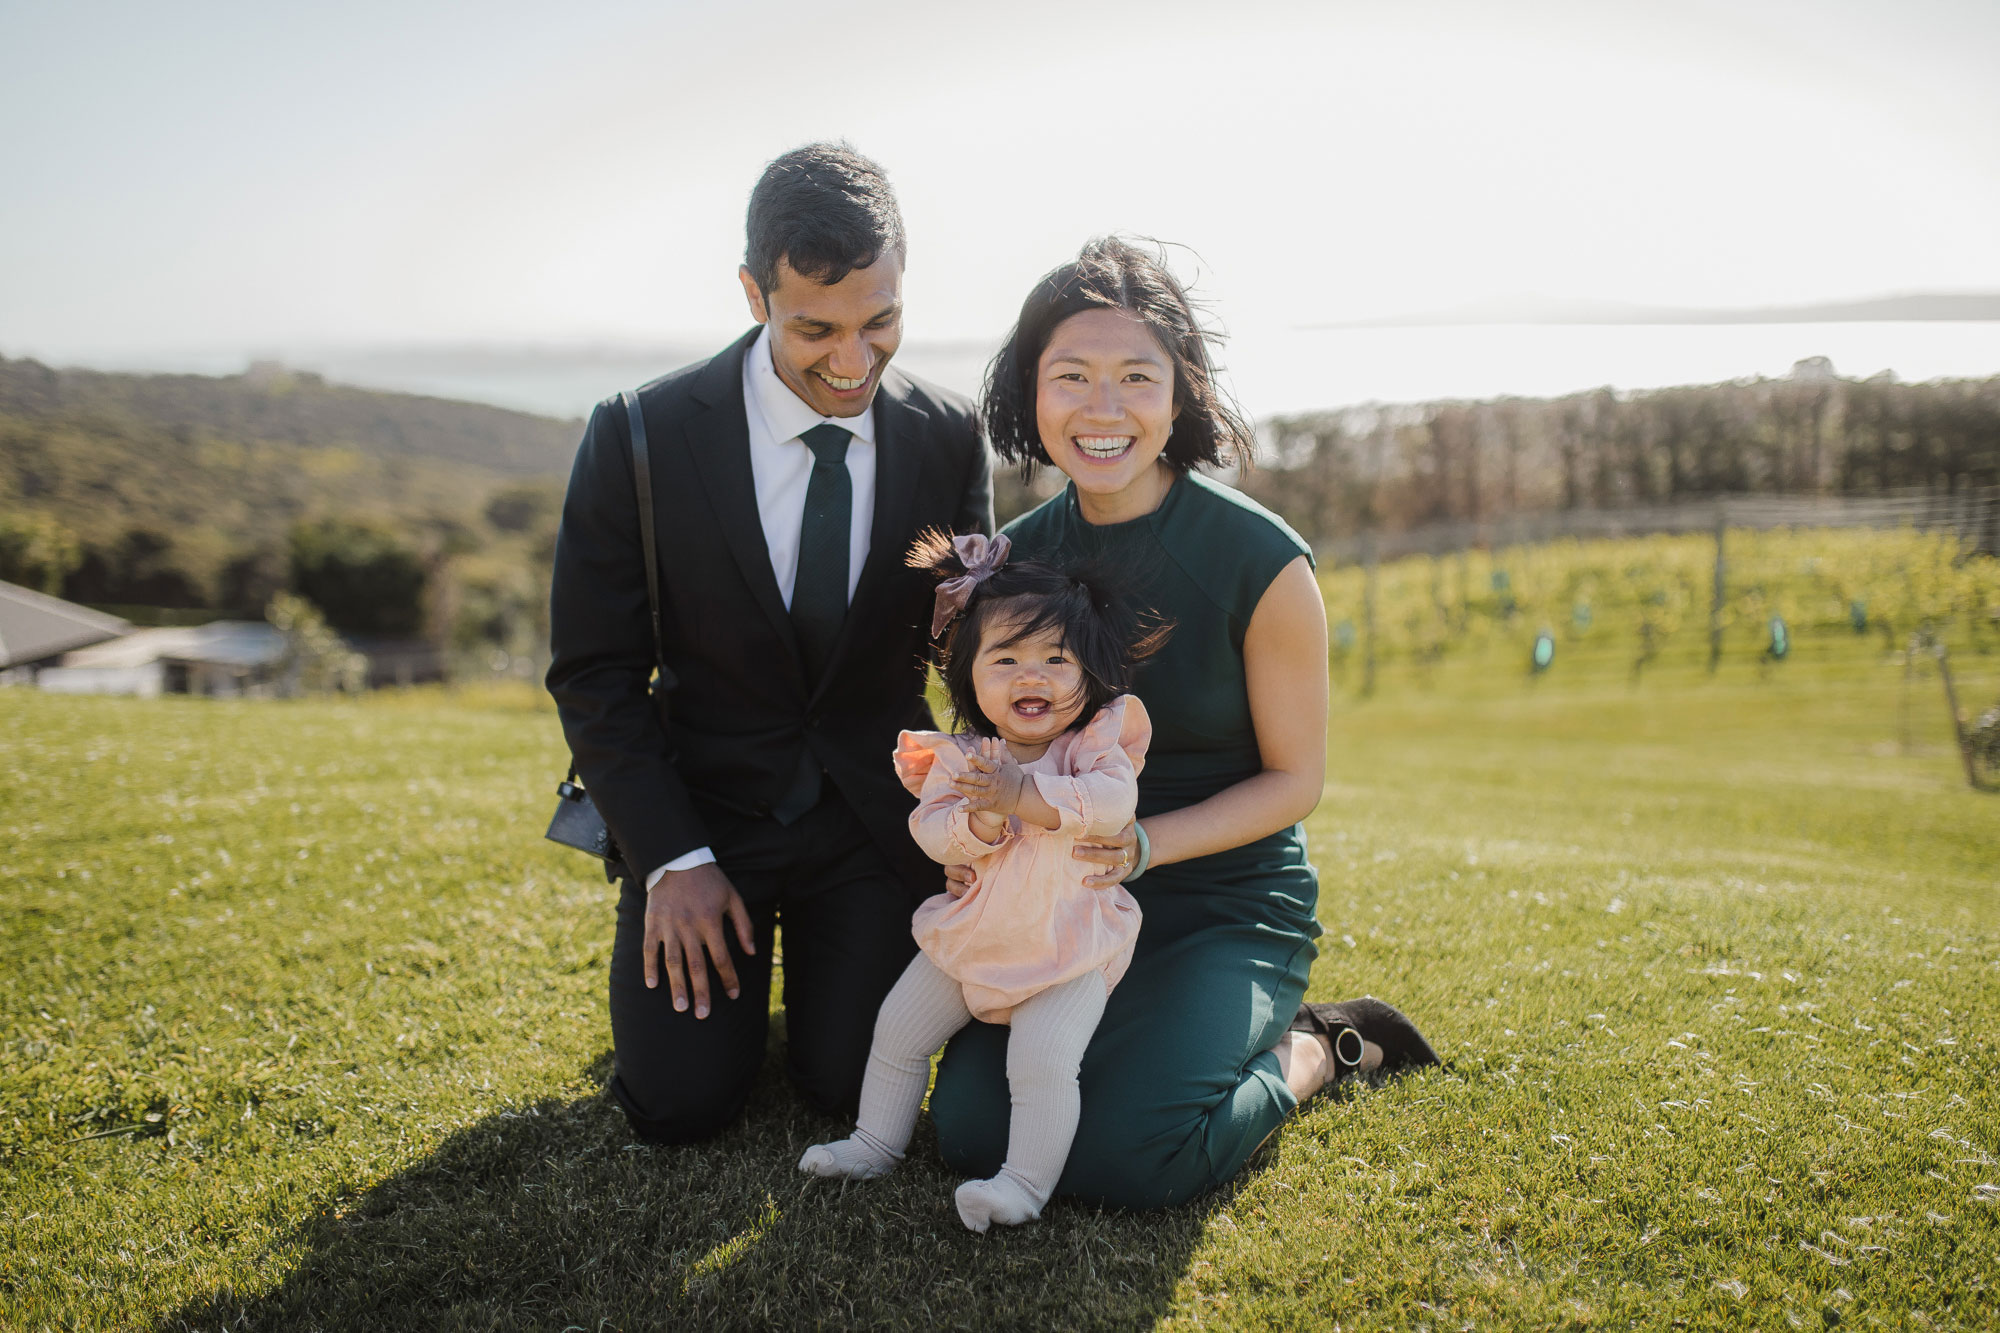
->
xmin=1035 ymin=307 xmax=1176 ymax=515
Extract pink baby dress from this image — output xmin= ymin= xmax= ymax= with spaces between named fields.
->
xmin=892 ymin=694 xmax=1149 ymax=1023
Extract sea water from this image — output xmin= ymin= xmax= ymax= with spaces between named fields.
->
xmin=264 ymin=321 xmax=2000 ymax=422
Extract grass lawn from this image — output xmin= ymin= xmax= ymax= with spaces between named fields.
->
xmin=2 ymin=653 xmax=1996 ymax=1331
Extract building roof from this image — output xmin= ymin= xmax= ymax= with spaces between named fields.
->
xmin=0 ymin=580 xmax=131 ymax=668
xmin=60 ymin=621 xmax=286 ymax=670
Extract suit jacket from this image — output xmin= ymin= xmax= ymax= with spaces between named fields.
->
xmin=546 ymin=327 xmax=993 ymax=899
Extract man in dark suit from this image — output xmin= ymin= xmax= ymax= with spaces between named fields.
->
xmin=546 ymin=143 xmax=991 ymax=1142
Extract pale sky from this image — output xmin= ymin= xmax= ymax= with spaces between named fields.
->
xmin=3 ymin=0 xmax=1998 ymax=367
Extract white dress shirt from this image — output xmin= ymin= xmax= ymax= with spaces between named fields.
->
xmin=648 ymin=325 xmax=878 ymax=888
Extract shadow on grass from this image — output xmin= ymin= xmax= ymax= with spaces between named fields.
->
xmin=163 ymin=1047 xmax=1232 ymax=1332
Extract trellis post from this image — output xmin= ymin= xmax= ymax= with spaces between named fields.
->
xmin=1708 ymin=502 xmax=1727 ymax=673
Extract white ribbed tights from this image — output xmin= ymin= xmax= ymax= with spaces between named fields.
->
xmin=798 ymin=951 xmax=1107 ymax=1232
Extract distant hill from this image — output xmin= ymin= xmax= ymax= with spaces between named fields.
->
xmin=1322 ymin=292 xmax=2000 ymax=329
xmin=0 ymin=357 xmax=575 ymax=613
xmin=0 ymin=355 xmax=579 ymax=477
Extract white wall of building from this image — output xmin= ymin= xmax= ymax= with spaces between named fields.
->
xmin=36 ymin=663 xmax=166 ymax=697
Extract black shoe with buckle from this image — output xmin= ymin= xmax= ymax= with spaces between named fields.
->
xmin=1287 ymin=1004 xmax=1365 ymax=1101
xmin=1290 ymin=995 xmax=1439 ymax=1075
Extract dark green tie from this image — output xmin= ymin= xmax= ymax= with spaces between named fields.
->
xmin=773 ymin=423 xmax=851 ymax=825
xmin=789 ymin=422 xmax=853 ymax=682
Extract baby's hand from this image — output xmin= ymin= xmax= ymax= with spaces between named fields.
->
xmin=952 ymin=736 xmax=1026 ymax=819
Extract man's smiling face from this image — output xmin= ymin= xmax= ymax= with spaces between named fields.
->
xmin=739 ymin=253 xmax=904 ymax=419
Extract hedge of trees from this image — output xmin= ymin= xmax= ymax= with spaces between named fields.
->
xmin=0 ymin=502 xmax=561 ymax=669
xmin=1242 ymin=369 xmax=2000 ymax=550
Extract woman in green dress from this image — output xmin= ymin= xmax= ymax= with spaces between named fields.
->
xmin=928 ymin=238 xmax=1436 ymax=1208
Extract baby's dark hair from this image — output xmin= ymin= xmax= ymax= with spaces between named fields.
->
xmin=908 ymin=530 xmax=1166 ymax=737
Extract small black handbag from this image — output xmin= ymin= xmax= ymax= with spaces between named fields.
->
xmin=546 ymin=767 xmax=621 ymax=863
xmin=544 ymin=389 xmax=673 ymax=876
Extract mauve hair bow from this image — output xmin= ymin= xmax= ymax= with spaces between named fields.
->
xmin=930 ymin=533 xmax=1012 ymax=638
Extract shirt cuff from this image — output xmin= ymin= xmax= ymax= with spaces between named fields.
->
xmin=948 ymin=808 xmax=1014 ymax=860
xmin=645 ymin=846 xmax=717 ymax=889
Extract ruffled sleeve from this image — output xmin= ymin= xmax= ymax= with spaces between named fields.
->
xmin=895 ymin=730 xmax=1017 ymax=864
xmin=1029 ymin=695 xmax=1151 ymax=838
xmin=892 ymin=730 xmax=952 ymax=797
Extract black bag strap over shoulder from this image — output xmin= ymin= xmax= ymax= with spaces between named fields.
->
xmin=621 ymin=389 xmax=668 ymax=677
xmin=548 ymin=388 xmax=680 ymax=877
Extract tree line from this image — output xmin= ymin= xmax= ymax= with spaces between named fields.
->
xmin=1 ymin=490 xmax=560 ymax=655
xmin=1238 ymin=367 xmax=2000 ymax=551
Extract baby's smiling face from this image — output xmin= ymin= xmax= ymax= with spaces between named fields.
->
xmin=968 ymin=611 xmax=1087 ymax=759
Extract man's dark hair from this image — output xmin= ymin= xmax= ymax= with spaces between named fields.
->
xmin=908 ymin=530 xmax=1167 ymax=738
xmin=745 ymin=142 xmax=905 ymax=295
xmin=981 ymin=236 xmax=1256 ymax=474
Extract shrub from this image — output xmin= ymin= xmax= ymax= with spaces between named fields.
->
xmin=482 ymin=481 xmax=562 ymax=535
xmin=287 ymin=518 xmax=427 ymax=637
xmin=266 ymin=592 xmax=367 ymax=693
xmin=63 ymin=526 xmax=206 ymax=608
xmin=0 ymin=512 xmax=81 ymax=595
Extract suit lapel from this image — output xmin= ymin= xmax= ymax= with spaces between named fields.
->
xmin=809 ymin=370 xmax=925 ymax=708
xmin=682 ymin=328 xmax=803 ymax=671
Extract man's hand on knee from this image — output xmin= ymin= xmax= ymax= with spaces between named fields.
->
xmin=645 ymin=863 xmax=755 ymax=1019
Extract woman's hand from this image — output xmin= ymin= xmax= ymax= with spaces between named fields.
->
xmin=945 ymin=817 xmax=1136 ymax=895
xmin=1073 ymin=821 xmax=1139 ymax=889
xmin=951 ymin=738 xmax=1025 ymax=816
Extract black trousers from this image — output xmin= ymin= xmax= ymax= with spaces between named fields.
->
xmin=605 ymin=785 xmax=921 ymax=1143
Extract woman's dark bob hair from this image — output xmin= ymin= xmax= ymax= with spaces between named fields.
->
xmin=980 ymin=236 xmax=1256 ymax=474
xmin=908 ymin=530 xmax=1166 ymax=738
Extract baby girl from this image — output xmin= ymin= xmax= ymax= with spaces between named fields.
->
xmin=799 ymin=531 xmax=1160 ymax=1231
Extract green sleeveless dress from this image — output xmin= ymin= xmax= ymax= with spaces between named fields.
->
xmin=929 ymin=471 xmax=1324 ymax=1207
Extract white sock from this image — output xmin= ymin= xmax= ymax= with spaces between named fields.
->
xmin=798 ymin=1125 xmax=903 ymax=1181
xmin=955 ymin=1168 xmax=1044 ymax=1232
xmin=954 ymin=971 xmax=1108 ymax=1232
xmin=801 ymin=953 xmax=971 ymax=1183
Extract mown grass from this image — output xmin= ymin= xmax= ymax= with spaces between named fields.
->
xmin=2 ymin=650 xmax=1996 ymax=1331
